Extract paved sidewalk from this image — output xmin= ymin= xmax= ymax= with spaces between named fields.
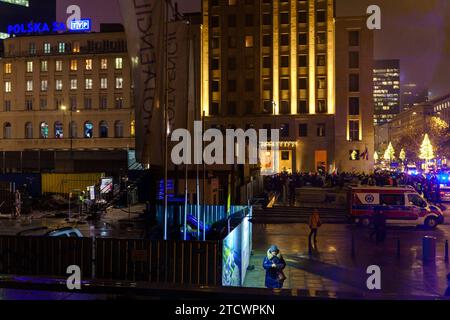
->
xmin=244 ymin=223 xmax=450 ymax=298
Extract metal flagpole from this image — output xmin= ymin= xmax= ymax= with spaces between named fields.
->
xmin=202 ymin=110 xmax=206 ymax=241
xmin=163 ymin=0 xmax=169 ymax=240
xmin=183 ymin=21 xmax=191 ymax=241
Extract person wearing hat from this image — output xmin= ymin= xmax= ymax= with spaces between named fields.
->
xmin=263 ymin=245 xmax=286 ymax=289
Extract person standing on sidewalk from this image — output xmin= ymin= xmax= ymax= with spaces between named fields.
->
xmin=308 ymin=209 xmax=322 ymax=250
xmin=263 ymin=245 xmax=286 ymax=289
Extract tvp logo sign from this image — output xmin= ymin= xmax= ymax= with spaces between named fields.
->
xmin=66 ymin=5 xmax=91 ymax=32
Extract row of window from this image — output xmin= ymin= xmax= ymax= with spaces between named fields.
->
xmin=24 ymin=41 xmax=123 ymax=55
xmin=4 ymin=77 xmax=124 ymax=93
xmin=3 ymin=96 xmax=125 ymax=112
xmin=2 ymin=120 xmax=134 ymax=139
xmin=3 ymin=58 xmax=123 ymax=74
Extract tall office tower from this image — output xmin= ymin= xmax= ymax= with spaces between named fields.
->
xmin=402 ymin=83 xmax=429 ymax=112
xmin=373 ymin=59 xmax=400 ymax=126
xmin=201 ymin=0 xmax=374 ymax=173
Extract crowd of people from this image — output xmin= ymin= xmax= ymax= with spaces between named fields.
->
xmin=263 ymin=170 xmax=445 ymax=204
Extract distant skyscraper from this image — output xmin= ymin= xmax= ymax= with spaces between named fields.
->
xmin=402 ymin=83 xmax=429 ymax=112
xmin=373 ymin=59 xmax=400 ymax=125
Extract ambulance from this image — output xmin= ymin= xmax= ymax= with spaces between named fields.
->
xmin=349 ymin=186 xmax=444 ymax=229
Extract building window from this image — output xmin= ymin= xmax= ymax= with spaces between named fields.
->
xmin=210 ymin=102 xmax=219 ymax=115
xmin=116 ymin=77 xmax=123 ymax=89
xmin=4 ymin=100 xmax=11 ymax=112
xmin=317 ymin=77 xmax=326 ymax=89
xmin=29 ymin=43 xmax=36 ymax=55
xmin=44 ymin=43 xmax=51 ymax=54
xmin=298 ymin=55 xmax=307 ymax=67
xmin=280 ymin=34 xmax=289 ymax=46
xmin=280 ymin=55 xmax=289 ymax=68
xmin=262 ymin=34 xmax=272 ymax=47
xmin=245 ymin=14 xmax=254 ymax=27
xmin=281 ymin=78 xmax=289 ymax=90
xmin=3 ymin=123 xmax=11 ymax=139
xmin=40 ymin=98 xmax=47 ymax=110
xmin=211 ymin=15 xmax=220 ymax=28
xmin=84 ymin=122 xmax=94 ymax=138
xmin=70 ymin=96 xmax=77 ymax=110
xmin=55 ymin=60 xmax=63 ymax=72
xmin=26 ymin=80 xmax=33 ymax=92
xmin=349 ymin=30 xmax=360 ymax=46
xmin=280 ymin=12 xmax=289 ymax=25
xmin=227 ymin=57 xmax=236 ymax=70
xmin=280 ymin=123 xmax=289 ymax=137
xmin=99 ymin=121 xmax=108 ymax=138
xmin=70 ymin=60 xmax=78 ymax=71
xmin=317 ymin=100 xmax=327 ymax=114
xmin=58 ymin=42 xmax=65 ymax=53
xmin=115 ymin=97 xmax=123 ymax=109
xmin=349 ymin=120 xmax=360 ymax=141
xmin=56 ymin=80 xmax=63 ymax=91
xmin=245 ymin=79 xmax=254 ymax=92
xmin=41 ymin=60 xmax=48 ymax=72
xmin=85 ymin=78 xmax=93 ymax=90
xmin=298 ymin=100 xmax=308 ymax=114
xmin=115 ymin=57 xmax=123 ymax=69
xmin=263 ymin=13 xmax=272 ymax=25
xmin=349 ymin=97 xmax=360 ymax=115
xmin=25 ymin=122 xmax=33 ymax=139
xmin=349 ymin=51 xmax=359 ymax=68
xmin=100 ymin=78 xmax=108 ymax=89
xmin=299 ymin=124 xmax=307 ymax=137
xmin=227 ymin=101 xmax=236 ymax=115
xmin=211 ymin=80 xmax=220 ymax=92
xmin=73 ymin=41 xmax=80 ymax=53
xmin=263 ymin=56 xmax=271 ymax=68
xmin=317 ymin=124 xmax=326 ymax=137
xmin=298 ymin=33 xmax=307 ymax=45
xmin=70 ymin=79 xmax=77 ymax=90
xmin=84 ymin=97 xmax=92 ymax=110
xmin=263 ymin=101 xmax=273 ymax=114
xmin=55 ymin=122 xmax=64 ymax=139
xmin=244 ymin=100 xmax=253 ymax=114
xmin=55 ymin=99 xmax=62 ymax=110
xmin=349 ymin=74 xmax=359 ymax=92
xmin=4 ymin=81 xmax=12 ymax=93
xmin=41 ymin=80 xmax=48 ymax=92
xmin=317 ymin=55 xmax=326 ymax=67
xmin=317 ymin=32 xmax=326 ymax=45
xmin=26 ymin=99 xmax=33 ymax=111
xmin=316 ymin=10 xmax=326 ymax=23
xmin=280 ymin=101 xmax=290 ymax=114
xmin=26 ymin=61 xmax=33 ymax=73
xmin=228 ymin=79 xmax=237 ymax=92
xmin=211 ymin=37 xmax=220 ymax=49
xmin=40 ymin=122 xmax=49 ymax=139
xmin=245 ymin=35 xmax=254 ymax=48
xmin=85 ymin=59 xmax=93 ymax=70
xmin=4 ymin=63 xmax=12 ymax=74
xmin=100 ymin=96 xmax=107 ymax=109
xmin=211 ymin=58 xmax=219 ymax=70
xmin=69 ymin=121 xmax=78 ymax=138
xmin=101 ymin=58 xmax=108 ymax=70
xmin=114 ymin=121 xmax=124 ymax=138
xmin=298 ymin=11 xmax=307 ymax=24
xmin=298 ymin=77 xmax=307 ymax=90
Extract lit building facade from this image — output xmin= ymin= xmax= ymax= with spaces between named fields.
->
xmin=0 ymin=31 xmax=135 ymax=173
xmin=402 ymin=83 xmax=428 ymax=112
xmin=201 ymin=0 xmax=374 ymax=173
xmin=373 ymin=59 xmax=400 ymax=125
xmin=432 ymin=94 xmax=450 ymax=125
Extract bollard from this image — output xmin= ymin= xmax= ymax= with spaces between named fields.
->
xmin=397 ymin=238 xmax=401 ymax=257
xmin=423 ymin=236 xmax=437 ymax=262
xmin=445 ymin=240 xmax=449 ymax=262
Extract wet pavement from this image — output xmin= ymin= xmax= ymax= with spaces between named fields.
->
xmin=0 ymin=204 xmax=149 ymax=239
xmin=244 ymin=217 xmax=450 ymax=298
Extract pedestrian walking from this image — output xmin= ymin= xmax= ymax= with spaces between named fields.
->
xmin=371 ymin=209 xmax=386 ymax=244
xmin=263 ymin=245 xmax=286 ymax=289
xmin=308 ymin=209 xmax=322 ymax=250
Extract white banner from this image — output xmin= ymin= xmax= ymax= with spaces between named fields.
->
xmin=119 ymin=0 xmax=166 ymax=166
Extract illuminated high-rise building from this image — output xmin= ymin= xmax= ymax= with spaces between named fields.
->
xmin=402 ymin=83 xmax=429 ymax=112
xmin=373 ymin=59 xmax=400 ymax=125
xmin=201 ymin=0 xmax=374 ymax=173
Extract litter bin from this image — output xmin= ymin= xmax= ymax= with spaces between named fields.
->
xmin=423 ymin=236 xmax=436 ymax=261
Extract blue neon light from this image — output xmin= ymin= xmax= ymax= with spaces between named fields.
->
xmin=7 ymin=19 xmax=92 ymax=35
xmin=70 ymin=19 xmax=91 ymax=31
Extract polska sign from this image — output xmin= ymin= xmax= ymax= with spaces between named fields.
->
xmin=7 ymin=19 xmax=92 ymax=35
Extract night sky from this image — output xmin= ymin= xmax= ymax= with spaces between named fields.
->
xmin=57 ymin=0 xmax=450 ymax=98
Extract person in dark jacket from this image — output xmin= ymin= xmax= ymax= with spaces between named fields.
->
xmin=445 ymin=273 xmax=450 ymax=297
xmin=263 ymin=245 xmax=286 ymax=289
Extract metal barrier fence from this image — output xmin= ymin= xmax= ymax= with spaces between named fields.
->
xmin=0 ymin=236 xmax=222 ymax=286
xmin=0 ymin=236 xmax=92 ymax=277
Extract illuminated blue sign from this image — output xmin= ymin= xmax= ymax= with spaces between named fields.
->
xmin=7 ymin=20 xmax=91 ymax=35
xmin=70 ymin=19 xmax=91 ymax=31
